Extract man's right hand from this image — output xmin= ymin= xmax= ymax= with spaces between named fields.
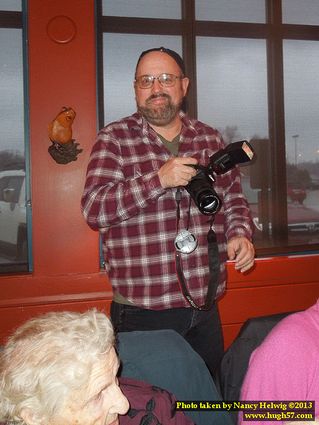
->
xmin=158 ymin=157 xmax=198 ymax=188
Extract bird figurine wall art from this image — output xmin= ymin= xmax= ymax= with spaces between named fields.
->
xmin=48 ymin=106 xmax=82 ymax=164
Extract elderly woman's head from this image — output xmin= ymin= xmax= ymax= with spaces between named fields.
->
xmin=0 ymin=310 xmax=129 ymax=425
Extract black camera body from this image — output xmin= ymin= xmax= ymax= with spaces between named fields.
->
xmin=185 ymin=140 xmax=255 ymax=215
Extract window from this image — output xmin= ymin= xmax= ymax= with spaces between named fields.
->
xmin=102 ymin=0 xmax=181 ymax=19
xmin=97 ymin=0 xmax=319 ymax=257
xmin=282 ymin=0 xmax=319 ymax=25
xmin=0 ymin=0 xmax=31 ymax=273
xmin=195 ymin=0 xmax=266 ymax=23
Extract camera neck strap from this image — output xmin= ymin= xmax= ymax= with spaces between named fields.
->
xmin=174 ymin=189 xmax=220 ymax=311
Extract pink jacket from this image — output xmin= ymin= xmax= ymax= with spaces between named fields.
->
xmin=239 ymin=299 xmax=319 ymax=424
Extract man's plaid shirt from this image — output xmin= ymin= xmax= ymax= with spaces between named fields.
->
xmin=81 ymin=112 xmax=253 ymax=310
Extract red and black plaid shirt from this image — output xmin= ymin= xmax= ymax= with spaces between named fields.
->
xmin=81 ymin=112 xmax=253 ymax=309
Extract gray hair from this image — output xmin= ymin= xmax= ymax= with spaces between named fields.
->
xmin=0 ymin=309 xmax=115 ymax=425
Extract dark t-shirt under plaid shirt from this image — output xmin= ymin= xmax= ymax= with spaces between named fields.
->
xmin=81 ymin=112 xmax=253 ymax=310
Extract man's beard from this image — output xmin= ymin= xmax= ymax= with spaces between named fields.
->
xmin=137 ymin=93 xmax=181 ymax=126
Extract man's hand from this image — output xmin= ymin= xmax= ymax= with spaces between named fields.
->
xmin=158 ymin=157 xmax=198 ymax=188
xmin=227 ymin=236 xmax=255 ymax=273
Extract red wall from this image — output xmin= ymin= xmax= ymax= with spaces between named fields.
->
xmin=0 ymin=0 xmax=318 ymax=348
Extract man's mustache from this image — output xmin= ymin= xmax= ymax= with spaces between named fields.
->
xmin=146 ymin=93 xmax=171 ymax=103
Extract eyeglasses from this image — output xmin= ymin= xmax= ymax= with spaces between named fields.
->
xmin=135 ymin=73 xmax=184 ymax=89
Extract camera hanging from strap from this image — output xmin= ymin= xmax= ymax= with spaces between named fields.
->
xmin=174 ymin=189 xmax=220 ymax=311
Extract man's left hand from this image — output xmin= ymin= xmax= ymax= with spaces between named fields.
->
xmin=227 ymin=236 xmax=255 ymax=273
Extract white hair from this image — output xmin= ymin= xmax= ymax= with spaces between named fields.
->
xmin=0 ymin=309 xmax=115 ymax=424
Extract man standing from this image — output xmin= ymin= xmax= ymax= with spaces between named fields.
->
xmin=81 ymin=47 xmax=255 ymax=375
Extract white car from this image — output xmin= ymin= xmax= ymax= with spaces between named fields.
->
xmin=0 ymin=169 xmax=27 ymax=260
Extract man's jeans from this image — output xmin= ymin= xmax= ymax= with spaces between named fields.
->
xmin=111 ymin=301 xmax=224 ymax=376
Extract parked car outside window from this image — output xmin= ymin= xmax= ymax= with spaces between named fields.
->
xmin=241 ymin=175 xmax=319 ymax=246
xmin=0 ymin=169 xmax=27 ymax=261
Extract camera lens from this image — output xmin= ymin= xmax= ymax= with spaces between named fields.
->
xmin=185 ymin=167 xmax=221 ymax=215
xmin=199 ymin=192 xmax=221 ymax=215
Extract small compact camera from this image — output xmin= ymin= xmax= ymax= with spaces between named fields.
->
xmin=185 ymin=140 xmax=255 ymax=215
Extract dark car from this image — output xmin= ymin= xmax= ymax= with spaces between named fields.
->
xmin=287 ymin=186 xmax=307 ymax=204
xmin=241 ymin=176 xmax=319 ymax=244
xmin=0 ymin=169 xmax=27 ymax=260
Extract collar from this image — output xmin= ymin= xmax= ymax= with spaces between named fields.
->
xmin=128 ymin=111 xmax=198 ymax=144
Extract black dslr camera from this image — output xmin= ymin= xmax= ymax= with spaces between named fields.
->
xmin=185 ymin=140 xmax=255 ymax=215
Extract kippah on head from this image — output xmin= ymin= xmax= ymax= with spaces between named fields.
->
xmin=136 ymin=47 xmax=186 ymax=75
